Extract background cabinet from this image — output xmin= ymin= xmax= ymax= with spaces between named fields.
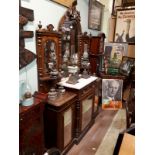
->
xmin=89 ymin=34 xmax=105 ymax=76
xmin=78 ymin=32 xmax=90 ymax=68
xmin=19 ymin=96 xmax=45 ymax=155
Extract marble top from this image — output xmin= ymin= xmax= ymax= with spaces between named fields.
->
xmin=58 ymin=76 xmax=98 ymax=90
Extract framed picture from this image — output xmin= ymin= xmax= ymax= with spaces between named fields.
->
xmin=122 ymin=0 xmax=135 ymax=7
xmin=104 ymin=42 xmax=128 ymax=69
xmin=114 ymin=9 xmax=135 ymax=44
xmin=51 ymin=0 xmax=74 ymax=8
xmin=119 ymin=56 xmax=135 ymax=76
xmin=88 ymin=0 xmax=104 ymax=31
xmin=102 ymin=79 xmax=123 ymax=110
xmin=112 ymin=0 xmax=123 ymax=16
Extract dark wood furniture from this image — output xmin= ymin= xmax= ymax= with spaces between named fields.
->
xmin=89 ymin=33 xmax=105 ymax=75
xmin=19 ymin=0 xmax=36 ymax=69
xmin=78 ymin=32 xmax=90 ymax=68
xmin=58 ymin=1 xmax=82 ymax=67
xmin=58 ymin=76 xmax=98 ymax=144
xmin=124 ymin=80 xmax=135 ymax=128
xmin=44 ymin=91 xmax=77 ymax=155
xmin=93 ymin=77 xmax=102 ymax=118
xmin=19 ymin=95 xmax=45 ymax=155
xmin=36 ymin=24 xmax=62 ymax=93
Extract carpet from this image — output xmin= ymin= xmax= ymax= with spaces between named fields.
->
xmin=95 ymin=109 xmax=126 ymax=155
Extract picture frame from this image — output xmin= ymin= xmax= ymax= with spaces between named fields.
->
xmin=122 ymin=0 xmax=135 ymax=7
xmin=114 ymin=9 xmax=135 ymax=44
xmin=112 ymin=0 xmax=123 ymax=16
xmin=88 ymin=0 xmax=104 ymax=31
xmin=104 ymin=42 xmax=128 ymax=69
xmin=51 ymin=0 xmax=74 ymax=8
xmin=102 ymin=79 xmax=123 ymax=110
xmin=119 ymin=56 xmax=135 ymax=76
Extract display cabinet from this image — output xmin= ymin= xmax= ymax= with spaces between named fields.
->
xmin=58 ymin=76 xmax=98 ymax=144
xmin=19 ymin=94 xmax=45 ymax=155
xmin=58 ymin=1 xmax=82 ymax=68
xmin=89 ymin=33 xmax=105 ymax=75
xmin=78 ymin=32 xmax=90 ymax=68
xmin=44 ymin=91 xmax=77 ymax=155
xmin=36 ymin=23 xmax=62 ymax=93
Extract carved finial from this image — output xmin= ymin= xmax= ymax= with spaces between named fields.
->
xmin=98 ymin=32 xmax=106 ymax=39
xmin=47 ymin=24 xmax=54 ymax=32
xmin=83 ymin=31 xmax=88 ymax=36
xmin=38 ymin=21 xmax=42 ymax=29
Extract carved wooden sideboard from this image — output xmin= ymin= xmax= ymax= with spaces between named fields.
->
xmin=36 ymin=25 xmax=62 ymax=93
xmin=58 ymin=76 xmax=98 ymax=144
xmin=19 ymin=94 xmax=45 ymax=155
xmin=44 ymin=91 xmax=77 ymax=155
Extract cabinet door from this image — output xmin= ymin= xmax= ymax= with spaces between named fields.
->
xmin=81 ymin=95 xmax=93 ymax=131
xmin=19 ymin=114 xmax=44 ymax=155
xmin=63 ymin=107 xmax=73 ymax=148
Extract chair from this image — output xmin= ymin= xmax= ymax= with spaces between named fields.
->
xmin=113 ymin=125 xmax=135 ymax=155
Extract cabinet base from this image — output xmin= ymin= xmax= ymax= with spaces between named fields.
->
xmin=74 ymin=120 xmax=95 ymax=144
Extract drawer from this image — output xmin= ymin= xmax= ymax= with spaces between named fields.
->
xmin=80 ymin=83 xmax=96 ymax=97
xmin=20 ymin=105 xmax=42 ymax=124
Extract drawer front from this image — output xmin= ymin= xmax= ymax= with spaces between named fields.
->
xmin=80 ymin=82 xmax=96 ymax=98
xmin=20 ymin=104 xmax=43 ymax=129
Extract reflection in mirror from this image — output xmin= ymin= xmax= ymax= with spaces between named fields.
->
xmin=81 ymin=44 xmax=90 ymax=79
xmin=44 ymin=39 xmax=58 ymax=77
xmin=58 ymin=1 xmax=82 ymax=68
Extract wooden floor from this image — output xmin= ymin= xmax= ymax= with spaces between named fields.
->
xmin=67 ymin=109 xmax=117 ymax=155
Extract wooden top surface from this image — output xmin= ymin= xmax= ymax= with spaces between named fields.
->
xmin=19 ymin=97 xmax=43 ymax=114
xmin=47 ymin=91 xmax=77 ymax=107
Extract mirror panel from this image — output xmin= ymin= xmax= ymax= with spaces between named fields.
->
xmin=81 ymin=95 xmax=93 ymax=130
xmin=64 ymin=108 xmax=72 ymax=147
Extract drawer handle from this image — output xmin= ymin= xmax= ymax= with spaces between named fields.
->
xmin=20 ymin=118 xmax=23 ymax=121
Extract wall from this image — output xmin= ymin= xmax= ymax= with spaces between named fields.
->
xmin=20 ymin=0 xmax=112 ymax=93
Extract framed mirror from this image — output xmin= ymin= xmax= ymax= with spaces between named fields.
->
xmin=58 ymin=1 xmax=82 ymax=67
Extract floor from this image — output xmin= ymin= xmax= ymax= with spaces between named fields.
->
xmin=67 ymin=109 xmax=117 ymax=155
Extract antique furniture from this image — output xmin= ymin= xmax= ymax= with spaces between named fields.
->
xmin=44 ymin=91 xmax=77 ymax=155
xmin=36 ymin=23 xmax=62 ymax=93
xmin=19 ymin=0 xmax=36 ymax=69
xmin=58 ymin=76 xmax=98 ymax=144
xmin=58 ymin=1 xmax=82 ymax=68
xmin=19 ymin=93 xmax=45 ymax=155
xmin=78 ymin=32 xmax=90 ymax=68
xmin=89 ymin=33 xmax=106 ymax=75
xmin=124 ymin=76 xmax=135 ymax=128
xmin=93 ymin=77 xmax=102 ymax=118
